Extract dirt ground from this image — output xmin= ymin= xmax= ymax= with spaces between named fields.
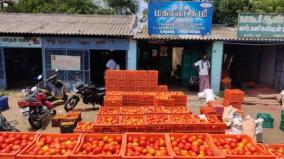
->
xmin=1 ymin=89 xmax=284 ymax=144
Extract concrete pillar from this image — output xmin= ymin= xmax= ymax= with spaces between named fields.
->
xmin=127 ymin=39 xmax=137 ymax=70
xmin=211 ymin=41 xmax=224 ymax=94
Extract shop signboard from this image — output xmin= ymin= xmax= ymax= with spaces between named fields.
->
xmin=0 ymin=37 xmax=41 ymax=48
xmin=148 ymin=1 xmax=213 ymax=35
xmin=238 ymin=13 xmax=284 ymax=38
xmin=51 ymin=55 xmax=81 ymax=71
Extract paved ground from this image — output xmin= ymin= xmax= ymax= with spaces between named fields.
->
xmin=1 ymin=88 xmax=284 ymax=144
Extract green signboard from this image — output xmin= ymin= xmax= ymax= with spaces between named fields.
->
xmin=238 ymin=13 xmax=284 ymax=38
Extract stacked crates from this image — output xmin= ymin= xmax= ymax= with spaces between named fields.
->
xmin=257 ymin=113 xmax=274 ymax=128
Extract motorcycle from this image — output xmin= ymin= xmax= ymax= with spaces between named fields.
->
xmin=64 ymin=83 xmax=105 ymax=112
xmin=18 ymin=87 xmax=56 ymax=130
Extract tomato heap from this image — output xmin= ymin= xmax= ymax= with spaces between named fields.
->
xmin=100 ymin=107 xmax=120 ymax=114
xmin=213 ymin=136 xmax=263 ymax=155
xmin=125 ymin=135 xmax=169 ymax=157
xmin=268 ymin=145 xmax=284 ymax=158
xmin=170 ymin=134 xmax=213 ymax=157
xmin=192 ymin=115 xmax=218 ymax=124
xmin=0 ymin=133 xmax=34 ymax=153
xmin=97 ymin=115 xmax=119 ymax=125
xmin=146 ymin=115 xmax=171 ymax=124
xmin=164 ymin=106 xmax=189 ymax=114
xmin=146 ymin=106 xmax=165 ymax=114
xmin=74 ymin=135 xmax=122 ymax=156
xmin=75 ymin=122 xmax=95 ymax=132
xmin=122 ymin=116 xmax=145 ymax=125
xmin=27 ymin=136 xmax=78 ymax=155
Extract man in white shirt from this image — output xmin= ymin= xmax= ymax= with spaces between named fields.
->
xmin=194 ymin=54 xmax=211 ymax=92
xmin=106 ymin=55 xmax=117 ymax=70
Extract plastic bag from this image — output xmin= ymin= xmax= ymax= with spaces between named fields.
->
xmin=255 ymin=118 xmax=264 ymax=143
xmin=223 ymin=106 xmax=238 ymax=127
xmin=204 ymin=89 xmax=216 ymax=103
xmin=198 ymin=92 xmax=205 ymax=99
xmin=242 ymin=115 xmax=256 ymax=141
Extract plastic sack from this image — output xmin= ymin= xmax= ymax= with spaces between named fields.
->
xmin=242 ymin=115 xmax=256 ymax=141
xmin=198 ymin=92 xmax=205 ymax=99
xmin=255 ymin=118 xmax=264 ymax=143
xmin=204 ymin=89 xmax=216 ymax=103
xmin=223 ymin=106 xmax=238 ymax=127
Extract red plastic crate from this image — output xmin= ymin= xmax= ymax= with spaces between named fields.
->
xmin=224 ymin=89 xmax=244 ymax=103
xmin=223 ymin=100 xmax=242 ymax=110
xmin=164 ymin=106 xmax=191 ymax=114
xmin=74 ymin=122 xmax=96 ymax=133
xmin=169 ymin=114 xmax=198 ymax=133
xmin=200 ymin=106 xmax=217 ymax=115
xmin=104 ymin=96 xmax=122 ymax=107
xmin=98 ymin=107 xmax=120 ymax=115
xmin=70 ymin=134 xmax=124 ymax=159
xmin=0 ymin=132 xmax=38 ymax=159
xmin=120 ymin=106 xmax=145 ymax=114
xmin=121 ymin=115 xmax=146 ymax=133
xmin=145 ymin=106 xmax=166 ymax=114
xmin=146 ymin=114 xmax=173 ymax=132
xmin=193 ymin=115 xmax=226 ymax=133
xmin=94 ymin=115 xmax=121 ymax=133
xmin=122 ymin=133 xmax=174 ymax=159
xmin=267 ymin=144 xmax=284 ymax=159
xmin=17 ymin=133 xmax=82 ymax=159
xmin=211 ymin=134 xmax=275 ymax=159
xmin=168 ymin=133 xmax=226 ymax=159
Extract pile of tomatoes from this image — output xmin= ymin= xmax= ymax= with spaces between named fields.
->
xmin=0 ymin=133 xmax=35 ymax=153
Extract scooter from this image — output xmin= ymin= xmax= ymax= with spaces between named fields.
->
xmin=64 ymin=83 xmax=105 ymax=112
xmin=18 ymin=87 xmax=56 ymax=130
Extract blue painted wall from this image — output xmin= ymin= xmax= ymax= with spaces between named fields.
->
xmin=211 ymin=41 xmax=224 ymax=94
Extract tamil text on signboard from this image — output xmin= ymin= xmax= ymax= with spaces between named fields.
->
xmin=238 ymin=13 xmax=284 ymax=38
xmin=148 ymin=1 xmax=213 ymax=35
xmin=0 ymin=37 xmax=41 ymax=48
xmin=51 ymin=55 xmax=81 ymax=71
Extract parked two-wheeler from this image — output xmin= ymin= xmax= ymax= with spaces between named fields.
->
xmin=64 ymin=83 xmax=105 ymax=112
xmin=18 ymin=87 xmax=56 ymax=130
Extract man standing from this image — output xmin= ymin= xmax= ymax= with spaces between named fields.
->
xmin=106 ymin=54 xmax=117 ymax=70
xmin=194 ymin=54 xmax=211 ymax=92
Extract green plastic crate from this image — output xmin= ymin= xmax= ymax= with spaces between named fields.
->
xmin=257 ymin=113 xmax=274 ymax=128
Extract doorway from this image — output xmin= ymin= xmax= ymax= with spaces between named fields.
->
xmin=90 ymin=50 xmax=126 ymax=85
xmin=4 ymin=48 xmax=42 ymax=89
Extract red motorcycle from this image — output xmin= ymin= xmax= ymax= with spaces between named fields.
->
xmin=18 ymin=88 xmax=56 ymax=130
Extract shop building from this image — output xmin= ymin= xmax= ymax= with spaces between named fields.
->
xmin=135 ymin=26 xmax=284 ymax=94
xmin=0 ymin=13 xmax=137 ymax=89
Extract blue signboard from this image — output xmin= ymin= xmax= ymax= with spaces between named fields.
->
xmin=148 ymin=1 xmax=213 ymax=35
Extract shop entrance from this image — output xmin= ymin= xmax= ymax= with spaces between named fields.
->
xmin=3 ymin=48 xmax=42 ymax=89
xmin=90 ymin=50 xmax=126 ymax=85
xmin=223 ymin=44 xmax=278 ymax=92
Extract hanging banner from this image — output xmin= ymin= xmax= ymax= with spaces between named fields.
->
xmin=238 ymin=13 xmax=284 ymax=38
xmin=148 ymin=1 xmax=213 ymax=35
xmin=0 ymin=37 xmax=41 ymax=48
xmin=51 ymin=55 xmax=81 ymax=71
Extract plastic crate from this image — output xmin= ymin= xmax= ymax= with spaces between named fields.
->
xmin=267 ymin=144 xmax=284 ymax=159
xmin=257 ymin=113 xmax=274 ymax=128
xmin=200 ymin=106 xmax=217 ymax=115
xmin=0 ymin=132 xmax=38 ymax=159
xmin=223 ymin=100 xmax=242 ymax=110
xmin=121 ymin=115 xmax=146 ymax=133
xmin=169 ymin=114 xmax=198 ymax=133
xmin=94 ymin=115 xmax=121 ymax=133
xmin=164 ymin=106 xmax=191 ymax=114
xmin=211 ymin=134 xmax=275 ymax=159
xmin=70 ymin=134 xmax=124 ymax=159
xmin=146 ymin=114 xmax=173 ymax=132
xmin=74 ymin=122 xmax=96 ymax=133
xmin=0 ymin=96 xmax=8 ymax=110
xmin=122 ymin=133 xmax=174 ymax=159
xmin=17 ymin=133 xmax=82 ymax=159
xmin=224 ymin=89 xmax=244 ymax=103
xmin=98 ymin=107 xmax=121 ymax=115
xmin=60 ymin=121 xmax=76 ymax=133
xmin=120 ymin=106 xmax=145 ymax=114
xmin=145 ymin=106 xmax=166 ymax=114
xmin=169 ymin=133 xmax=225 ymax=159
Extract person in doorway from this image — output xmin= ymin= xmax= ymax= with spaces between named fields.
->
xmin=106 ymin=54 xmax=117 ymax=70
xmin=193 ymin=54 xmax=211 ymax=92
xmin=174 ymin=64 xmax=182 ymax=84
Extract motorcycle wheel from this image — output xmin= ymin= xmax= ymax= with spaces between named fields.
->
xmin=64 ymin=96 xmax=80 ymax=112
xmin=28 ymin=116 xmax=43 ymax=130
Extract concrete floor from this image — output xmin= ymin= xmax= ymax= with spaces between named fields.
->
xmin=1 ymin=89 xmax=284 ymax=144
